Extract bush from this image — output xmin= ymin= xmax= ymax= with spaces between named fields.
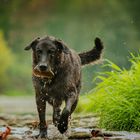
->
xmin=0 ymin=30 xmax=14 ymax=91
xmin=76 ymin=53 xmax=140 ymax=131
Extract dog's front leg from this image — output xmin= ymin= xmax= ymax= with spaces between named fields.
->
xmin=58 ymin=92 xmax=77 ymax=134
xmin=53 ymin=99 xmax=62 ymax=126
xmin=36 ymin=93 xmax=47 ymax=138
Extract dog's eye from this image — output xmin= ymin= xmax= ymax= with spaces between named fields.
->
xmin=48 ymin=49 xmax=55 ymax=54
xmin=37 ymin=50 xmax=42 ymax=54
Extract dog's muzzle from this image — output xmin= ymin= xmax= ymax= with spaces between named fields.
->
xmin=33 ymin=64 xmax=54 ymax=78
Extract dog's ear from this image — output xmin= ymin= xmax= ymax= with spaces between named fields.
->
xmin=54 ymin=39 xmax=70 ymax=54
xmin=24 ymin=37 xmax=40 ymax=51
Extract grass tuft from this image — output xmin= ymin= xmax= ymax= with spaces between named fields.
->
xmin=76 ymin=53 xmax=140 ymax=131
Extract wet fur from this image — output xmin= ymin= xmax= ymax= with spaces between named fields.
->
xmin=25 ymin=36 xmax=104 ymax=138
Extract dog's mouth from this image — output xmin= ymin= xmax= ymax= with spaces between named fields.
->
xmin=33 ymin=66 xmax=54 ymax=78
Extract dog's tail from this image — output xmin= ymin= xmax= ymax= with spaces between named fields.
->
xmin=78 ymin=37 xmax=104 ymax=66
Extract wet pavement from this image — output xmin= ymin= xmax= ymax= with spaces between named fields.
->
xmin=0 ymin=114 xmax=140 ymax=140
xmin=0 ymin=96 xmax=140 ymax=140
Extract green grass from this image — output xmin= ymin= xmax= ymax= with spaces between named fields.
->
xmin=3 ymin=90 xmax=32 ymax=96
xmin=76 ymin=53 xmax=140 ymax=132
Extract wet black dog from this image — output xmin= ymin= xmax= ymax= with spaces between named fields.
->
xmin=25 ymin=36 xmax=104 ymax=138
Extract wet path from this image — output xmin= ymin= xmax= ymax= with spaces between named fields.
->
xmin=0 ymin=96 xmax=140 ymax=139
xmin=0 ymin=114 xmax=140 ymax=140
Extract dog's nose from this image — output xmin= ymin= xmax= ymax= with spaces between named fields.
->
xmin=39 ymin=65 xmax=47 ymax=71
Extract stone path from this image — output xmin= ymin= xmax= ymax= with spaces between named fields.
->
xmin=0 ymin=114 xmax=140 ymax=140
xmin=0 ymin=96 xmax=140 ymax=140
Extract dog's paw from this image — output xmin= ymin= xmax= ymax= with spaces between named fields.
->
xmin=95 ymin=37 xmax=104 ymax=51
xmin=57 ymin=110 xmax=69 ymax=134
xmin=58 ymin=119 xmax=68 ymax=134
xmin=35 ymin=130 xmax=47 ymax=139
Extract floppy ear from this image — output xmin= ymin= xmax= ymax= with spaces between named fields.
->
xmin=54 ymin=39 xmax=70 ymax=54
xmin=24 ymin=37 xmax=40 ymax=51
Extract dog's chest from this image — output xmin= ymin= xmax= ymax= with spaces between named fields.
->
xmin=40 ymin=78 xmax=68 ymax=99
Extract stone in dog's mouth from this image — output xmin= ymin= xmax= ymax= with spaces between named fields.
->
xmin=33 ymin=69 xmax=54 ymax=78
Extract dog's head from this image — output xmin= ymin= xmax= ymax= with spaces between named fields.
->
xmin=25 ymin=36 xmax=70 ymax=78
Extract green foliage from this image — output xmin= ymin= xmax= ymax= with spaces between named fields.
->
xmin=0 ymin=31 xmax=14 ymax=91
xmin=0 ymin=0 xmax=140 ymax=94
xmin=76 ymin=53 xmax=140 ymax=131
xmin=4 ymin=89 xmax=29 ymax=96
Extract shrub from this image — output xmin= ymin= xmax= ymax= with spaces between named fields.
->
xmin=0 ymin=30 xmax=14 ymax=91
xmin=76 ymin=54 xmax=140 ymax=131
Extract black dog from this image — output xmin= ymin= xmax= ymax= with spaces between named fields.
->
xmin=25 ymin=36 xmax=103 ymax=138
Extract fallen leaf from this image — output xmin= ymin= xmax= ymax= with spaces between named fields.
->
xmin=0 ymin=126 xmax=11 ymax=140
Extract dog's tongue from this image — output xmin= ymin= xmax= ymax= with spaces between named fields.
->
xmin=33 ymin=70 xmax=54 ymax=78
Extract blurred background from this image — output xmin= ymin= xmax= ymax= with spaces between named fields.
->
xmin=0 ymin=0 xmax=140 ymax=96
